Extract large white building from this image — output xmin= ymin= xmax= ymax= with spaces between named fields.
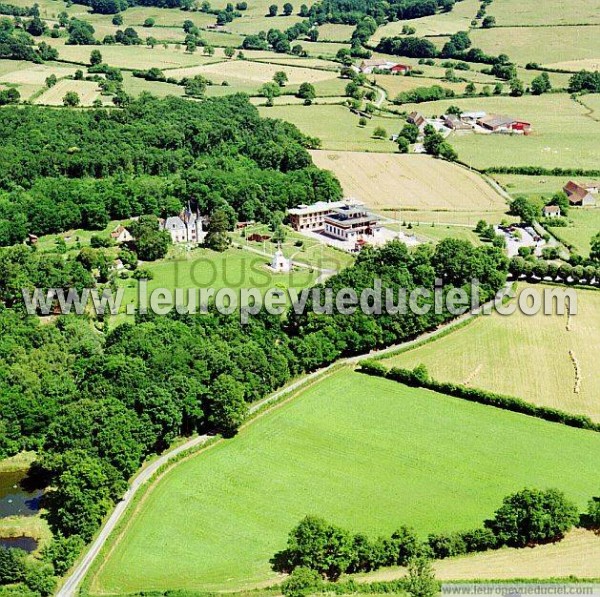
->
xmin=161 ymin=207 xmax=206 ymax=244
xmin=323 ymin=204 xmax=382 ymax=243
xmin=288 ymin=199 xmax=364 ymax=231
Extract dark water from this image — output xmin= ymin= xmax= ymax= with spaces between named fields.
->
xmin=0 ymin=536 xmax=38 ymax=552
xmin=0 ymin=470 xmax=42 ymax=518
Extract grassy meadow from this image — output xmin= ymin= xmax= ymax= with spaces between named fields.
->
xmin=89 ymin=368 xmax=600 ymax=593
xmin=261 ymin=104 xmax=400 ymax=151
xmin=487 ymin=0 xmax=600 ymax=26
xmin=382 ymin=284 xmax=600 ymax=421
xmin=547 ymin=208 xmax=600 ymax=256
xmin=401 ymin=94 xmax=600 ymax=170
xmin=470 ymin=25 xmax=600 ymax=66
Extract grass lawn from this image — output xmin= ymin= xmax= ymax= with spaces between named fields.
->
xmin=116 ymin=245 xmax=319 ymax=312
xmin=547 ymin=208 xmax=600 ymax=256
xmin=401 ymin=94 xmax=600 ymax=171
xmin=384 ymin=222 xmax=482 ymax=245
xmin=231 ymin=224 xmax=355 ymax=271
xmin=469 ymin=25 xmax=600 ymax=66
xmin=382 ymin=284 xmax=600 ymax=421
xmin=89 ymin=368 xmax=600 ymax=593
xmin=261 ymin=104 xmax=400 ymax=152
xmin=309 ymin=151 xmax=509 ymax=214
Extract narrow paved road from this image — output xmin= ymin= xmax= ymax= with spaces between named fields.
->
xmin=57 ymin=290 xmax=505 ymax=597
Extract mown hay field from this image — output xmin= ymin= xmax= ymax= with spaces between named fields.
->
xmin=356 ymin=529 xmax=600 ymax=582
xmin=89 ymin=369 xmax=600 ymax=593
xmin=382 ymin=284 xmax=600 ymax=421
xmin=165 ymin=59 xmax=339 ymax=85
xmin=34 ymin=78 xmax=102 ymax=106
xmin=309 ymin=150 xmax=508 ymax=213
xmin=401 ymin=94 xmax=600 ymax=171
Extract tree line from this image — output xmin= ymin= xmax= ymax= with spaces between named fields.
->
xmin=273 ymin=487 xmax=593 ymax=580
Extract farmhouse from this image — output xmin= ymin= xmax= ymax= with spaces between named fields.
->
xmin=323 ymin=203 xmax=382 ymax=243
xmin=160 ymin=207 xmax=206 ymax=244
xmin=564 ymin=181 xmax=598 ymax=206
xmin=477 ymin=114 xmax=532 ymax=134
xmin=444 ymin=114 xmax=472 ymax=131
xmin=358 ymin=59 xmax=403 ymax=74
xmin=542 ymin=205 xmax=561 ymax=218
xmin=288 ymin=198 xmax=363 ymax=231
xmin=407 ymin=111 xmax=426 ymax=128
xmin=390 ymin=64 xmax=412 ymax=74
xmin=111 ymin=225 xmax=133 ymax=244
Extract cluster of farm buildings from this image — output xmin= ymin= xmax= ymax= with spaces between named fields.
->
xmin=355 ymin=59 xmax=413 ymax=75
xmin=408 ymin=110 xmax=533 ymax=136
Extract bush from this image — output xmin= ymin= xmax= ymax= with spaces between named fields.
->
xmin=282 ymin=567 xmax=323 ymax=597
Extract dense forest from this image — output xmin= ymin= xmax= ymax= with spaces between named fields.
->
xmin=0 ymin=95 xmax=342 ymax=245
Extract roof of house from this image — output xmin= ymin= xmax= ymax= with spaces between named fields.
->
xmin=564 ymin=180 xmax=583 ymax=195
xmin=478 ymin=114 xmax=516 ymax=129
xmin=361 ymin=59 xmax=396 ymax=67
xmin=288 ymin=199 xmax=363 ymax=216
xmin=543 ymin=205 xmax=560 ymax=213
xmin=111 ymin=225 xmax=129 ymax=238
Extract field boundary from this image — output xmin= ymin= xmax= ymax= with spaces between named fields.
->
xmin=358 ymin=360 xmax=600 ymax=433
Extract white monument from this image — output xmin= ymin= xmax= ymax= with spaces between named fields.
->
xmin=271 ymin=245 xmax=291 ymax=272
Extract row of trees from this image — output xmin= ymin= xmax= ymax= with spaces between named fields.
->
xmin=274 ymin=488 xmax=588 ymax=580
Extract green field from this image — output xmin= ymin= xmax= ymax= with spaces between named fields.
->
xmin=547 ymin=208 xmax=600 ymax=256
xmin=401 ymin=94 xmax=600 ymax=170
xmin=486 ymin=0 xmax=600 ymax=26
xmin=382 ymin=284 xmax=600 ymax=421
xmin=494 ymin=174 xmax=575 ymax=198
xmin=90 ymin=368 xmax=600 ymax=593
xmin=116 ymin=245 xmax=319 ymax=312
xmin=470 ymin=25 xmax=600 ymax=66
xmin=260 ymin=104 xmax=400 ymax=151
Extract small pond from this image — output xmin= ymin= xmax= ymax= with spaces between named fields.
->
xmin=0 ymin=470 xmax=42 ymax=518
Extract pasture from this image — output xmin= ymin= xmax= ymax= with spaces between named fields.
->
xmin=401 ymin=94 xmax=600 ymax=171
xmin=547 ymin=208 xmax=600 ymax=257
xmin=309 ymin=150 xmax=509 ymax=214
xmin=317 ymin=23 xmax=354 ymax=41
xmin=545 ymin=58 xmax=600 ymax=72
xmin=382 ymin=284 xmax=600 ymax=421
xmin=370 ymin=0 xmax=479 ymax=40
xmin=89 ymin=368 xmax=600 ymax=593
xmin=494 ymin=174 xmax=574 ymax=198
xmin=34 ymin=78 xmax=102 ymax=105
xmin=357 ymin=529 xmax=600 ymax=582
xmin=47 ymin=40 xmax=225 ymax=69
xmin=470 ymin=25 xmax=600 ymax=66
xmin=487 ymin=0 xmax=600 ymax=26
xmin=261 ymin=104 xmax=399 ymax=151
